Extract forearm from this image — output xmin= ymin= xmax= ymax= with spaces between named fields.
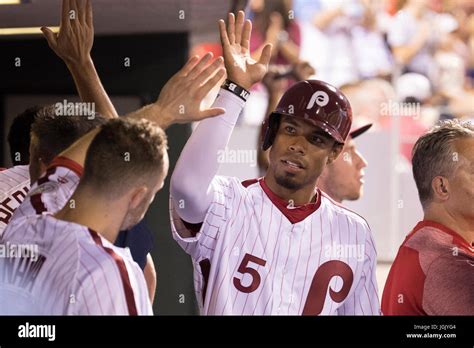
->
xmin=57 ymin=127 xmax=101 ymax=167
xmin=393 ymin=44 xmax=424 ymax=65
xmin=143 ymin=254 xmax=157 ymax=304
xmin=170 ymin=89 xmax=245 ymax=223
xmin=393 ymin=32 xmax=428 ymax=65
xmin=124 ymin=103 xmax=172 ymax=130
xmin=278 ymin=40 xmax=300 ymax=65
xmin=66 ymin=56 xmax=119 ymax=119
xmin=313 ymin=8 xmax=343 ymax=30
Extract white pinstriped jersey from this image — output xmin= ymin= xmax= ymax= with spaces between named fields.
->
xmin=0 ymin=215 xmax=151 ymax=315
xmin=0 ymin=165 xmax=30 ymax=236
xmin=171 ymin=176 xmax=380 ymax=315
xmin=10 ymin=157 xmax=82 ymax=222
xmin=0 ymin=157 xmax=152 ymax=315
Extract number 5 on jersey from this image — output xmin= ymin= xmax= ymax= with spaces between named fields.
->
xmin=233 ymin=253 xmax=267 ymax=293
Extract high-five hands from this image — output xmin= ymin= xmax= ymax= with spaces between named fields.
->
xmin=41 ymin=0 xmax=93 ymax=66
xmin=153 ymin=52 xmax=227 ymax=128
xmin=218 ymin=11 xmax=272 ymax=90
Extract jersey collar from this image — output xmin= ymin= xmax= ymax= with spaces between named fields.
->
xmin=258 ymin=177 xmax=321 ymax=224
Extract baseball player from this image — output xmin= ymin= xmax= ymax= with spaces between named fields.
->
xmin=317 ymin=124 xmax=372 ymax=203
xmin=0 ymin=165 xmax=30 ymax=237
xmin=170 ymin=11 xmax=379 ymax=315
xmin=1 ymin=109 xmax=106 ymax=237
xmin=382 ymin=120 xmax=474 ymax=315
xmin=0 ymin=36 xmax=227 ymax=314
xmin=0 ymin=119 xmax=163 ymax=315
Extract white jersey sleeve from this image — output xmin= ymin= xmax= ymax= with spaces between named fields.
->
xmin=170 ymin=89 xmax=245 ymax=224
xmin=339 ymin=222 xmax=380 ymax=315
xmin=170 ymin=176 xmax=237 ymax=262
xmin=0 ymin=165 xmax=30 ymax=236
xmin=11 ymin=157 xmax=82 ymax=221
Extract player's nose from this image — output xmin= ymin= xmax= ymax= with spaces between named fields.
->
xmin=288 ymin=136 xmax=307 ymax=155
xmin=354 ymin=150 xmax=368 ymax=169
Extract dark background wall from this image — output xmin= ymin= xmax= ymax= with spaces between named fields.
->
xmin=0 ymin=33 xmax=198 ymax=315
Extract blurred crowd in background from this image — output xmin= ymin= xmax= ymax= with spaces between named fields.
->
xmin=194 ymin=0 xmax=474 ymax=163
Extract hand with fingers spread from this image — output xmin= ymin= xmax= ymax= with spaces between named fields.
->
xmin=126 ymin=53 xmax=226 ymax=128
xmin=41 ymin=0 xmax=93 ymax=66
xmin=219 ymin=11 xmax=272 ymax=90
xmin=41 ymin=0 xmax=119 ymax=118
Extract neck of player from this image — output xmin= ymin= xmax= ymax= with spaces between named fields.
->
xmin=264 ymin=172 xmax=318 ymax=206
xmin=53 ymin=186 xmax=123 ymax=243
xmin=424 ymin=206 xmax=474 ymax=246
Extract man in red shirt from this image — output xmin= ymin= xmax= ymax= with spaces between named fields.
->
xmin=382 ymin=120 xmax=474 ymax=315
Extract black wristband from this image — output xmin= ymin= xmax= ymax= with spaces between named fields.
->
xmin=221 ymin=79 xmax=250 ymax=102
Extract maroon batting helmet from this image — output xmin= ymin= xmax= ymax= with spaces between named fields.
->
xmin=261 ymin=80 xmax=352 ymax=151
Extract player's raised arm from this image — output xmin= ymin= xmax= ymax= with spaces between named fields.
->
xmin=170 ymin=11 xmax=272 ymax=228
xmin=41 ymin=0 xmax=119 ymax=119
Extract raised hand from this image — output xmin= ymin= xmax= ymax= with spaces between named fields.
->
xmin=41 ymin=0 xmax=118 ymax=118
xmin=218 ymin=11 xmax=272 ymax=90
xmin=127 ymin=53 xmax=227 ymax=128
xmin=41 ymin=0 xmax=93 ymax=66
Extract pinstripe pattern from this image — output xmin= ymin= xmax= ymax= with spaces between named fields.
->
xmin=0 ymin=165 xmax=30 ymax=236
xmin=171 ymin=176 xmax=380 ymax=315
xmin=0 ymin=159 xmax=152 ymax=315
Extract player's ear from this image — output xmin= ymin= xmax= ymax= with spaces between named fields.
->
xmin=327 ymin=143 xmax=343 ymax=165
xmin=129 ymin=185 xmax=149 ymax=209
xmin=431 ymin=176 xmax=450 ymax=202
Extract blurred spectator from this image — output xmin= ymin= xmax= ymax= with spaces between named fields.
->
xmin=388 ymin=0 xmax=459 ymax=84
xmin=388 ymin=0 xmax=434 ymax=78
xmin=352 ymin=0 xmax=394 ymax=80
xmin=312 ymin=0 xmax=363 ymax=86
xmin=311 ymin=0 xmax=392 ymax=86
xmin=241 ymin=0 xmax=306 ymax=125
xmin=248 ymin=0 xmax=301 ymax=66
xmin=380 ymin=73 xmax=433 ymax=161
xmin=395 ymin=73 xmax=432 ymax=102
xmin=431 ymin=0 xmax=474 ymax=119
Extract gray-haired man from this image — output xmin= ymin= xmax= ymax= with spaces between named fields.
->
xmin=382 ymin=120 xmax=474 ymax=315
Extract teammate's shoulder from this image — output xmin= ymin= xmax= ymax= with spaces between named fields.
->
xmin=405 ymin=221 xmax=471 ymax=255
xmin=320 ymin=190 xmax=371 ymax=230
xmin=0 ymin=165 xmax=30 ymax=186
xmin=3 ymin=215 xmax=81 ymax=253
xmin=79 ymin=230 xmax=135 ymax=267
xmin=0 ymin=165 xmax=29 ymax=174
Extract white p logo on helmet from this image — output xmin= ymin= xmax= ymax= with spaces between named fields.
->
xmin=307 ymin=91 xmax=329 ymax=109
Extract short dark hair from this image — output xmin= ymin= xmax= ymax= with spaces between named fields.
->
xmin=30 ymin=106 xmax=107 ymax=165
xmin=7 ymin=105 xmax=43 ymax=165
xmin=412 ymin=120 xmax=474 ymax=208
xmin=81 ymin=118 xmax=168 ymax=198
